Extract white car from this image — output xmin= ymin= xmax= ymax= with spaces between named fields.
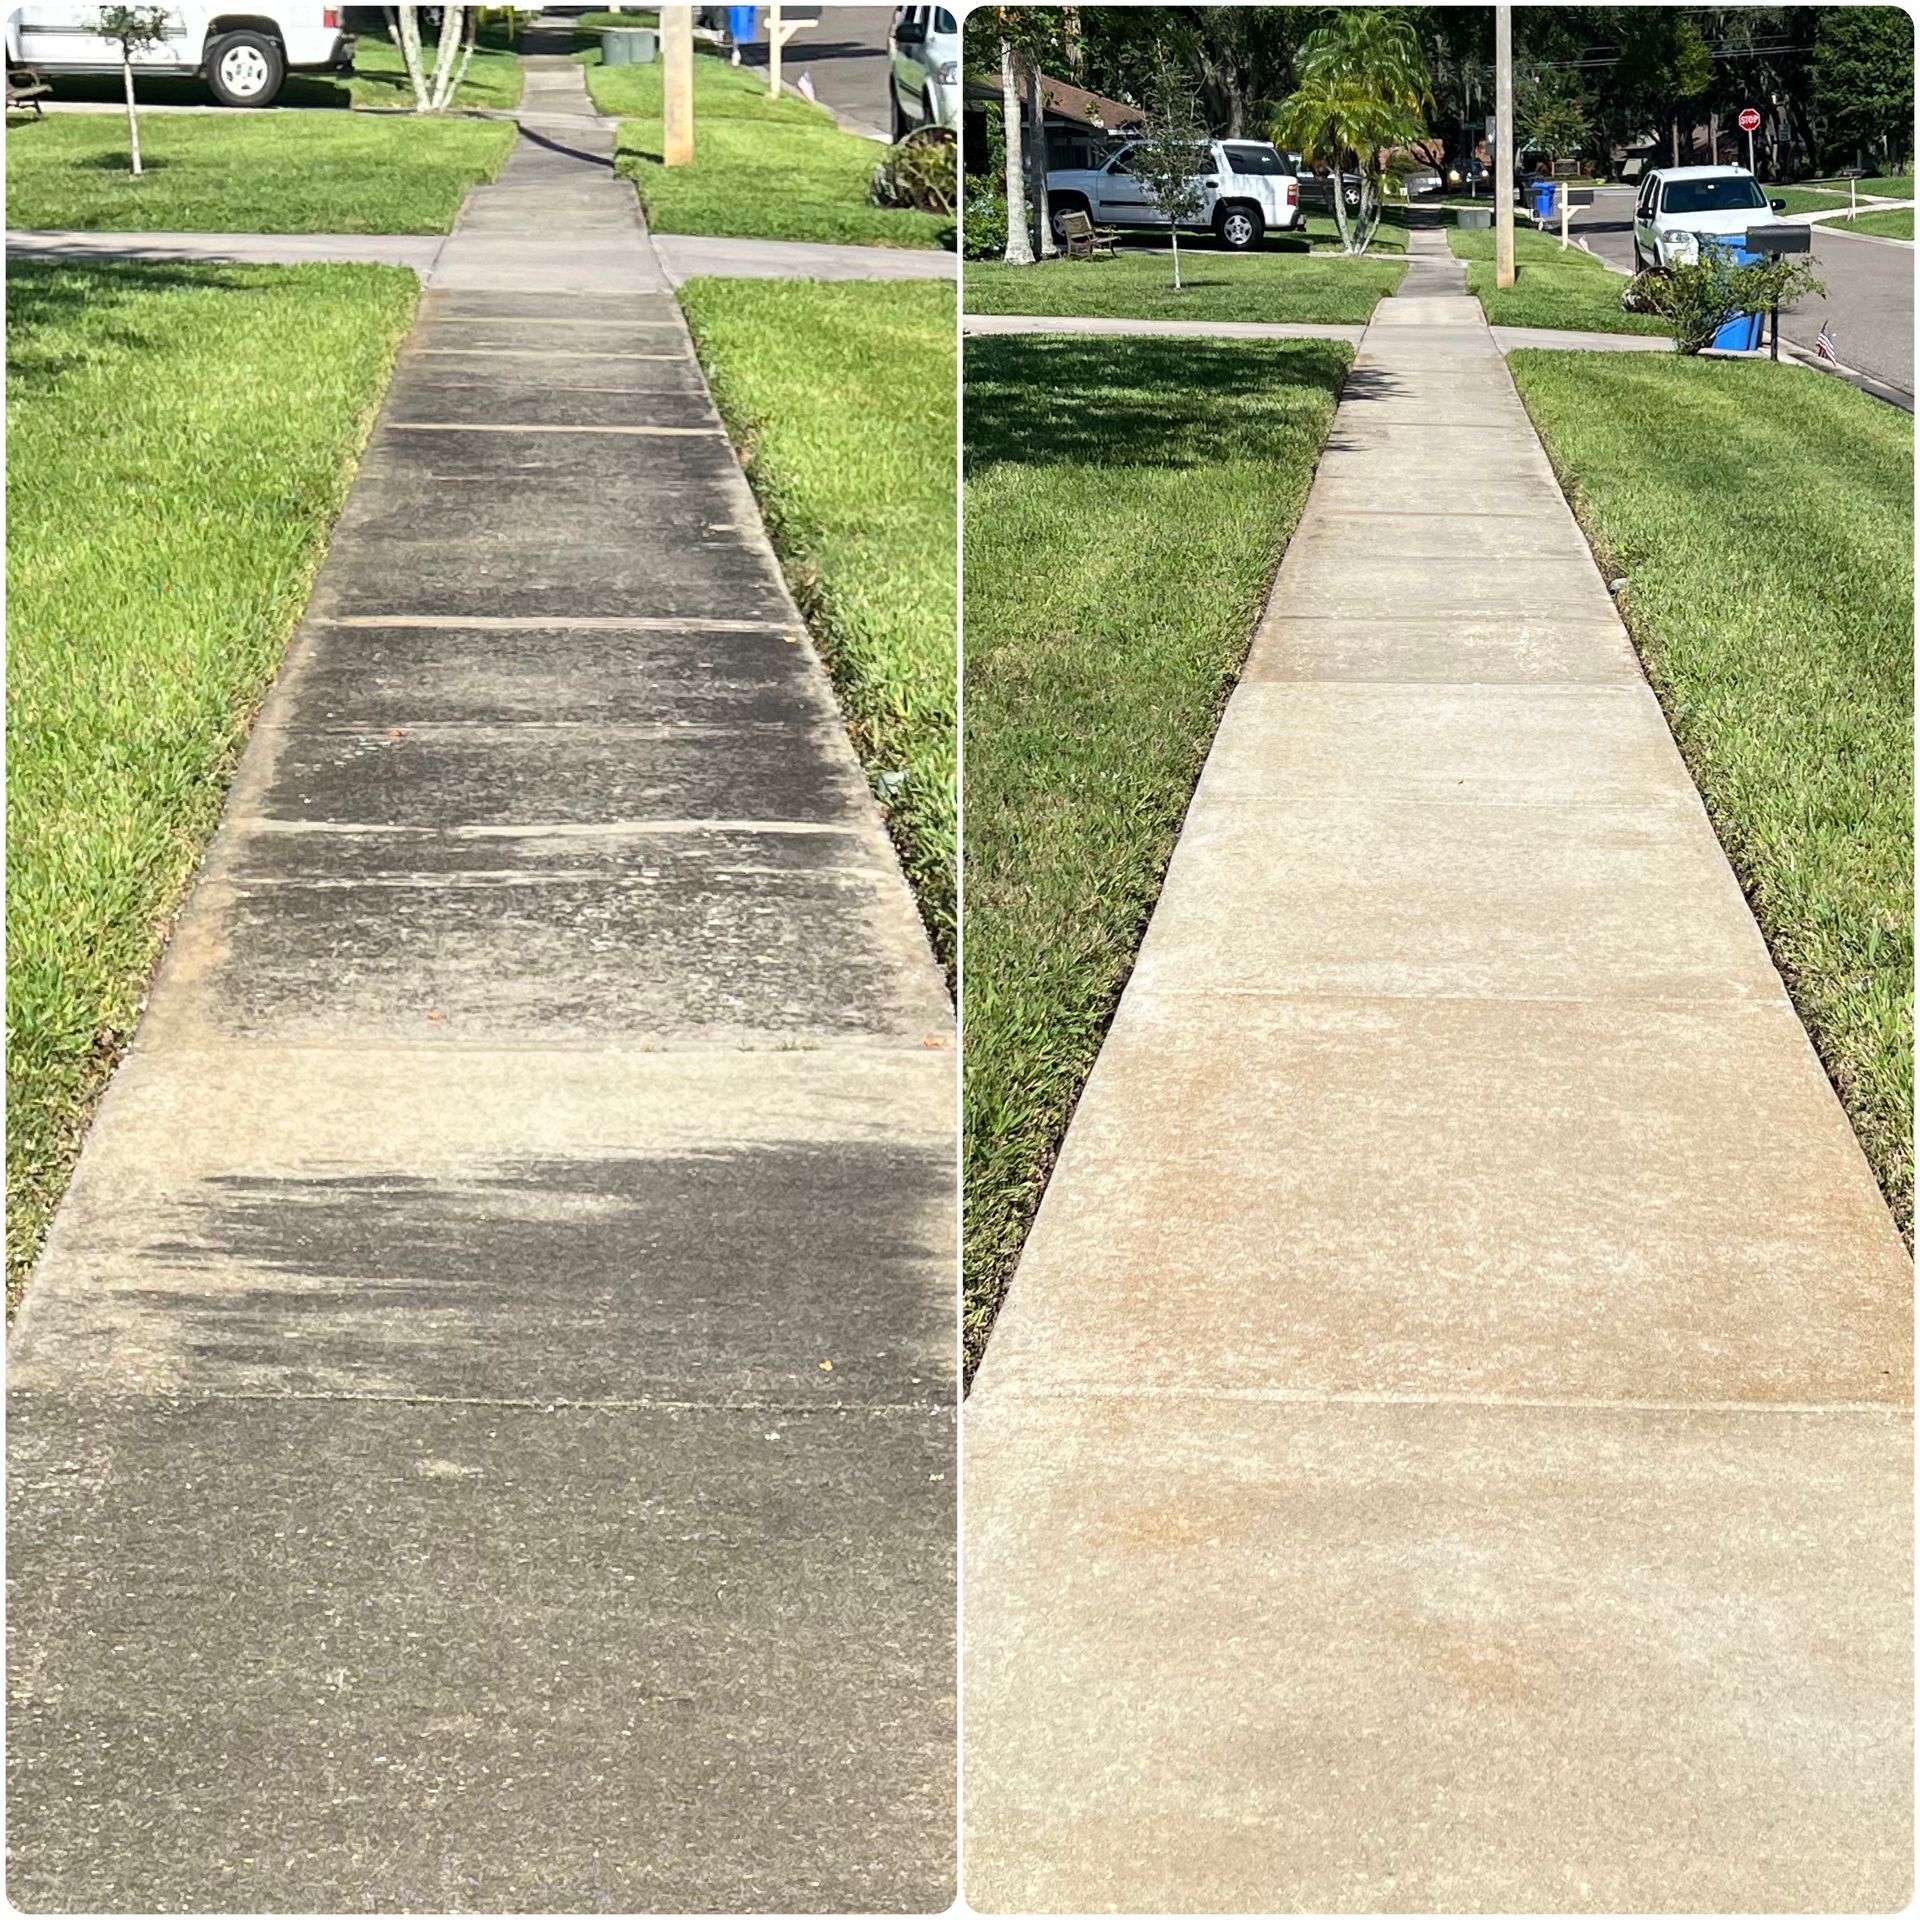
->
xmin=1046 ymin=139 xmax=1305 ymax=251
xmin=6 ymin=5 xmax=352 ymax=107
xmin=1632 ymin=164 xmax=1790 ymax=269
xmin=888 ymin=4 xmax=956 ymax=139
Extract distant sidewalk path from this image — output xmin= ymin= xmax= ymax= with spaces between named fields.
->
xmin=9 ymin=51 xmax=955 ymax=1913
xmin=965 ymin=263 xmax=1911 ymax=1906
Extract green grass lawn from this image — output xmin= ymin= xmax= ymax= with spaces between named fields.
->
xmin=678 ymin=277 xmax=957 ymax=968
xmin=1834 ymin=206 xmax=1915 ymax=240
xmin=964 ymin=248 xmax=1402 ymax=324
xmin=595 ymin=48 xmax=950 ymax=248
xmin=1450 ymin=223 xmax=1668 ymax=335
xmin=1806 ymin=173 xmax=1912 ymax=197
xmin=1771 ymin=185 xmax=1855 ymax=216
xmin=963 ymin=334 xmax=1351 ymax=1368
xmin=5 ymin=112 xmax=515 ymax=233
xmin=7 ymin=259 xmax=418 ymax=1303
xmin=1511 ymin=350 xmax=1914 ymax=1234
xmin=20 ymin=23 xmax=523 ymax=111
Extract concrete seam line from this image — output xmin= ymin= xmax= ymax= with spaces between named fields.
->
xmin=384 ymin=421 xmax=725 ymax=435
xmin=985 ymin=1384 xmax=1912 ymax=1417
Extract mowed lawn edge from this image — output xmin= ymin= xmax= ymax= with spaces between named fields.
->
xmin=965 ymin=247 xmax=1402 ymax=324
xmin=1510 ymin=349 xmax=1915 ymax=1235
xmin=594 ymin=50 xmax=950 ymax=250
xmin=5 ymin=112 xmax=515 ymax=234
xmin=1450 ymin=224 xmax=1669 ymax=335
xmin=6 ymin=260 xmax=420 ymax=1303
xmin=963 ymin=334 xmax=1352 ymax=1371
xmin=677 ymin=276 xmax=958 ymax=971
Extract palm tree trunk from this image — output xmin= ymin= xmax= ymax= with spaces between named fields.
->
xmin=1001 ymin=40 xmax=1033 ymax=266
xmin=1027 ymin=53 xmax=1055 ymax=257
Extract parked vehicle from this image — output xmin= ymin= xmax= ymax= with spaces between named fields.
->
xmin=888 ymin=4 xmax=956 ymax=139
xmin=6 ymin=5 xmax=353 ymax=106
xmin=1045 ymin=138 xmax=1305 ymax=251
xmin=1631 ymin=164 xmax=1789 ymax=269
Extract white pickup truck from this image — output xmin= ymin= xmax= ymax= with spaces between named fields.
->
xmin=6 ymin=5 xmax=354 ymax=106
xmin=1045 ymin=138 xmax=1305 ymax=251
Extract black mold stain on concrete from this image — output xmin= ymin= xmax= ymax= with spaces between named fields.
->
xmin=138 ymin=1140 xmax=952 ymax=1404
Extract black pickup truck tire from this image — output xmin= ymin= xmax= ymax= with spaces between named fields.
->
xmin=205 ymin=30 xmax=284 ymax=107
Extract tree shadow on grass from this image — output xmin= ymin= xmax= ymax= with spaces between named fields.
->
xmin=963 ymin=333 xmax=1351 ymax=478
xmin=6 ymin=258 xmax=304 ymax=394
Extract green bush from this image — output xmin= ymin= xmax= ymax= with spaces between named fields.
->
xmin=1627 ymin=249 xmax=1826 ymax=354
xmin=871 ymin=128 xmax=955 ymax=216
xmin=964 ymin=179 xmax=1008 ymax=258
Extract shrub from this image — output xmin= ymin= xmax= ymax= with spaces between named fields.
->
xmin=964 ymin=178 xmax=1008 ymax=259
xmin=1626 ymin=249 xmax=1826 ymax=354
xmin=871 ymin=128 xmax=956 ymax=216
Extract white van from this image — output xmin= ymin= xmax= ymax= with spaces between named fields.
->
xmin=1631 ymin=165 xmax=1790 ymax=269
xmin=6 ymin=5 xmax=354 ymax=107
xmin=888 ymin=5 xmax=956 ymax=139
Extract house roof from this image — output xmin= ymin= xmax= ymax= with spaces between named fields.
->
xmin=963 ymin=67 xmax=1144 ymax=132
xmin=1031 ymin=73 xmax=1144 ymax=133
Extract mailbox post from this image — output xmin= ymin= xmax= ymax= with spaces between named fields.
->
xmin=766 ymin=3 xmax=822 ymax=103
xmin=1744 ymin=223 xmax=1811 ymax=360
xmin=1558 ymin=184 xmax=1594 ymax=249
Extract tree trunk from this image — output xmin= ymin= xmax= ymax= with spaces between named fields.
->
xmin=1028 ymin=53 xmax=1054 ymax=257
xmin=1170 ymin=222 xmax=1181 ymax=290
xmin=1670 ymin=114 xmax=1680 ymax=166
xmin=389 ymin=4 xmax=429 ymax=111
xmin=1328 ymin=153 xmax=1354 ymax=254
xmin=122 ymin=57 xmax=141 ymax=176
xmin=1062 ymin=5 xmax=1083 ymax=83
xmin=429 ymin=6 xmax=463 ymax=111
xmin=1000 ymin=41 xmax=1033 ymax=266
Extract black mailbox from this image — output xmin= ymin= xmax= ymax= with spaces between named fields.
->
xmin=1745 ymin=225 xmax=1812 ymax=254
xmin=1563 ymin=189 xmax=1596 ymax=208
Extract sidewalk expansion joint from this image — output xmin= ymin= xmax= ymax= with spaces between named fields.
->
xmin=316 ymin=615 xmax=804 ymax=634
xmin=988 ymin=1382 xmax=1911 ymax=1418
xmin=235 ymin=818 xmax=869 ymax=838
xmin=416 ymin=347 xmax=689 ymax=360
xmin=45 ymin=1388 xmax=955 ymax=1417
xmin=387 ymin=421 xmax=725 ymax=437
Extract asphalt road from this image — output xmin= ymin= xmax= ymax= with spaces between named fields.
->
xmin=1573 ymin=184 xmax=1914 ymax=399
xmin=740 ymin=6 xmax=894 ymax=142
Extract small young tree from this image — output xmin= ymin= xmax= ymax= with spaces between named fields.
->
xmin=1131 ymin=52 xmax=1209 ymax=291
xmin=97 ymin=5 xmax=170 ymax=178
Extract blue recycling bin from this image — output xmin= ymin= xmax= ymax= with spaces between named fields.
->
xmin=1703 ymin=238 xmax=1765 ymax=350
xmin=727 ymin=5 xmax=759 ymax=45
xmin=1530 ymin=178 xmax=1558 ymax=220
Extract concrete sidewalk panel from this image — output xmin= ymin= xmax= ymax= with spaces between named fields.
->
xmin=1244 ymin=612 xmax=1640 ymax=684
xmin=11 ymin=1045 xmax=953 ymax=1404
xmin=1202 ymin=682 xmax=1698 ymax=806
xmin=982 ymin=990 xmax=1909 ymax=1405
xmin=158 ymin=857 xmax=946 ymax=1047
xmin=1275 ymin=544 xmax=1615 ymax=619
xmin=247 ymin=719 xmax=868 ymax=828
xmin=1282 ymin=507 xmax=1592 ymax=562
xmin=1130 ymin=789 xmax=1779 ymax=1004
xmin=284 ymin=623 xmax=827 ymax=729
xmin=964 ymin=1391 xmax=1911 ymax=1915
xmin=10 ymin=1391 xmax=955 ymax=1915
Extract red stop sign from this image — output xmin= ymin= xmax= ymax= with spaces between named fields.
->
xmin=1739 ymin=107 xmax=1762 ymax=132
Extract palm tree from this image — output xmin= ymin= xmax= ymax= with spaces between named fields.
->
xmin=1270 ymin=10 xmax=1431 ymax=255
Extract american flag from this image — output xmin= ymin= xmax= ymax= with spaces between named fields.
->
xmin=1814 ymin=319 xmax=1839 ymax=365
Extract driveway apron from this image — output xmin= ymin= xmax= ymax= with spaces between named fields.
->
xmin=8 ymin=56 xmax=955 ymax=1914
xmin=964 ymin=243 xmax=1912 ymax=1911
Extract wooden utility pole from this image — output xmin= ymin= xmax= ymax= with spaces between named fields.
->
xmin=1494 ymin=3 xmax=1515 ymax=290
xmin=663 ymin=4 xmax=694 ymax=168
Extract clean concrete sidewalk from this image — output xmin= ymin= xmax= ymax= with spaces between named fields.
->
xmin=962 ymin=311 xmax=1680 ymax=356
xmin=965 ymin=273 xmax=1912 ymax=1906
xmin=9 ymin=55 xmax=955 ymax=1915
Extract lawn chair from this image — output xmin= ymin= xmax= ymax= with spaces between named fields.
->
xmin=1057 ymin=207 xmax=1118 ymax=261
xmin=7 ymin=65 xmax=50 ymax=115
